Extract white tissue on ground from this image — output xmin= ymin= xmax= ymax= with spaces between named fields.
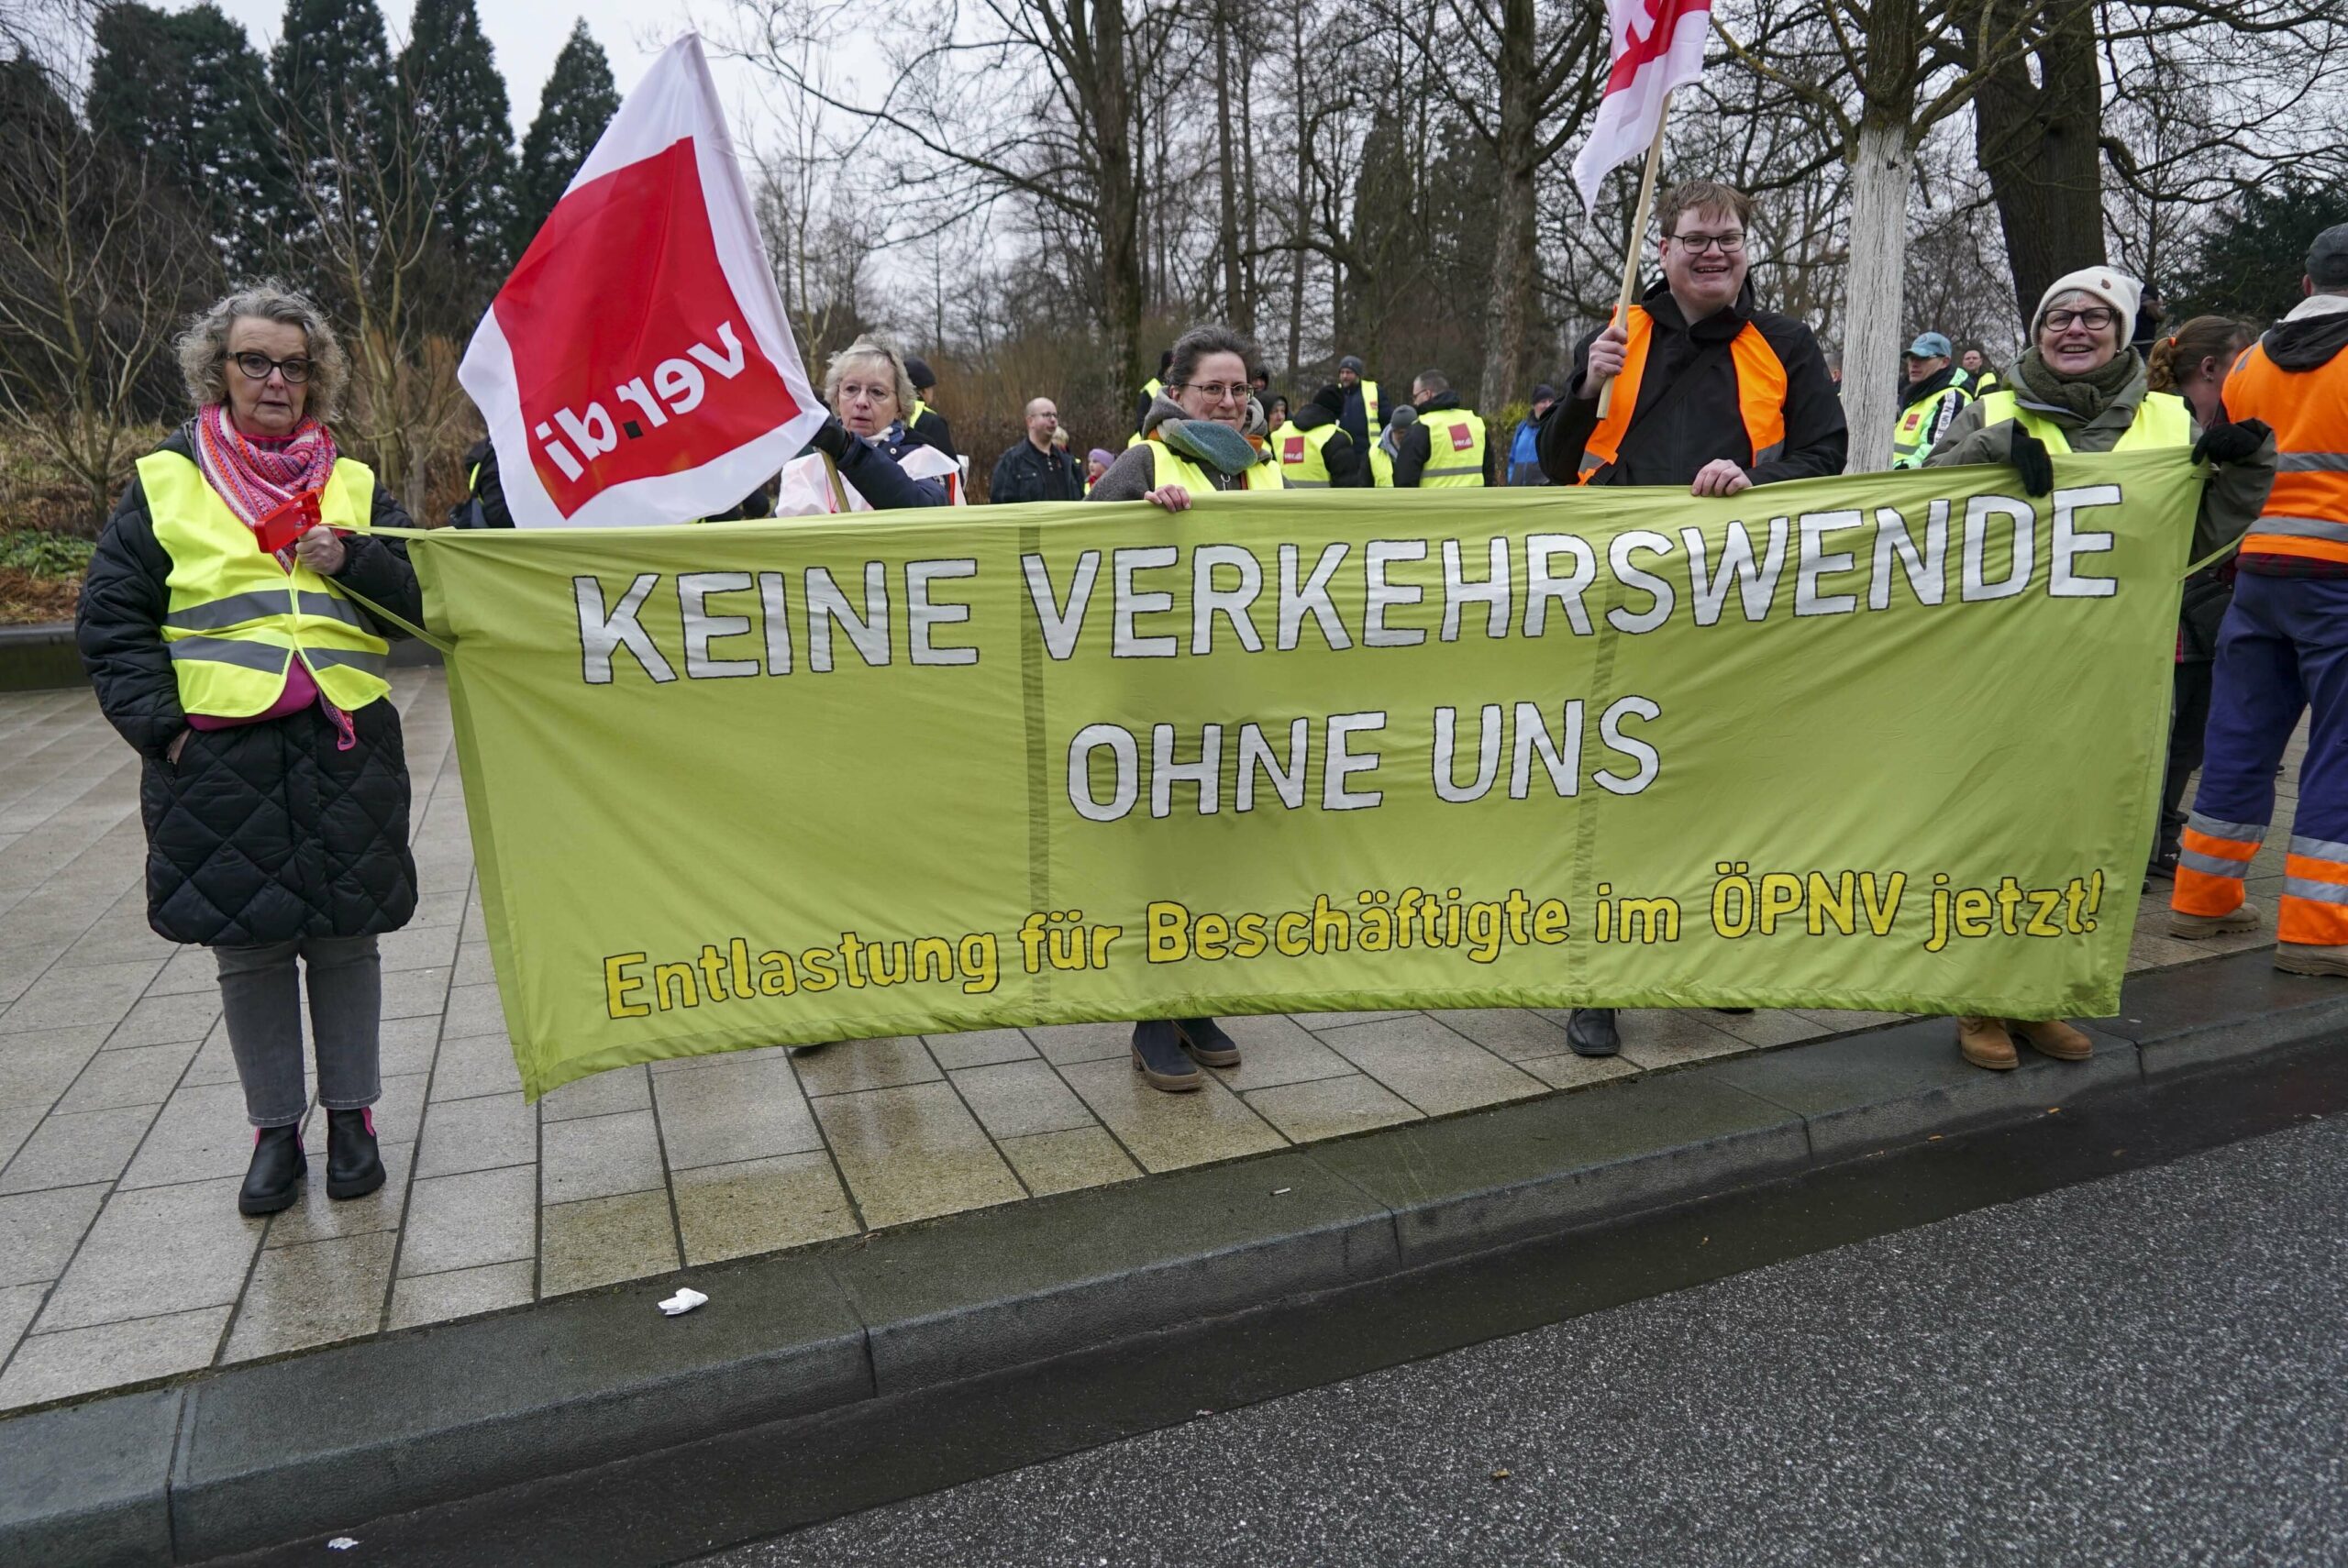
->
xmin=659 ymin=1287 xmax=709 ymax=1316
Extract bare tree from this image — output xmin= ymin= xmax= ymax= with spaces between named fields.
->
xmin=272 ymin=65 xmax=475 ymax=505
xmin=1714 ymin=0 xmax=2102 ymax=470
xmin=0 ymin=50 xmax=216 ymax=528
xmin=721 ymin=0 xmax=1191 ymax=398
xmin=1386 ymin=0 xmax=1605 ymax=405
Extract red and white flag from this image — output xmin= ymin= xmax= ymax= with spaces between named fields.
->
xmin=1570 ymin=0 xmax=1713 ymax=214
xmin=459 ymin=34 xmax=823 ymax=528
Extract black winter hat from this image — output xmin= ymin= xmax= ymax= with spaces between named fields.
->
xmin=904 ymin=357 xmax=936 ymax=391
xmin=1311 ymin=383 xmax=1346 ymax=415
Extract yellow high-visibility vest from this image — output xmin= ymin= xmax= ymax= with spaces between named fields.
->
xmin=1354 ymin=378 xmax=1382 ymax=430
xmin=1975 ymin=389 xmax=2192 ymax=454
xmin=138 ymin=449 xmax=392 ymax=717
xmin=1890 ymin=375 xmax=1974 ymax=469
xmin=1146 ymin=441 xmax=1286 ymax=492
xmin=1275 ymin=423 xmax=1341 ymax=487
xmin=1415 ymin=407 xmax=1489 ymax=487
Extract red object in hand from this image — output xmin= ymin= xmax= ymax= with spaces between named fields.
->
xmin=252 ymin=491 xmax=322 ymax=555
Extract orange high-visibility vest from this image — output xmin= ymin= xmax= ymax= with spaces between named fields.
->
xmin=2226 ymin=339 xmax=2348 ymax=565
xmin=1577 ymin=305 xmax=1788 ymax=484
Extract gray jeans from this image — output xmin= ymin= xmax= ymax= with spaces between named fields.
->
xmin=215 ymin=934 xmax=383 ymax=1127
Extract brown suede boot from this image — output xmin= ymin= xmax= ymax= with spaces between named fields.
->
xmin=2170 ymin=902 xmax=2263 ymax=939
xmin=1956 ymin=1016 xmax=2018 ymax=1070
xmin=2010 ymin=1018 xmax=2093 ymax=1061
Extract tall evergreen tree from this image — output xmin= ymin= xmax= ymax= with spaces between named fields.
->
xmin=399 ymin=0 xmax=519 ymax=287
xmin=270 ymin=0 xmax=399 ymax=192
xmin=87 ymin=3 xmax=280 ymax=263
xmin=515 ymin=20 xmax=619 ymax=248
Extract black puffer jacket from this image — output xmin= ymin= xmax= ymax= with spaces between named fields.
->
xmin=76 ymin=426 xmax=422 ymax=947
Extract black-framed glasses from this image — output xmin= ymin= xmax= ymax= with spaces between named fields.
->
xmin=231 ymin=351 xmax=312 ymax=383
xmin=1667 ymin=231 xmax=1745 ymax=255
xmin=1171 ymin=381 xmax=1250 ymax=403
xmin=2043 ymin=307 xmax=2118 ymax=332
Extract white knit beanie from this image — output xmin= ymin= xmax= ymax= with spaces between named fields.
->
xmin=2032 ymin=267 xmax=2143 ymax=334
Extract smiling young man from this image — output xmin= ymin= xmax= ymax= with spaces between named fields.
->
xmin=1539 ymin=180 xmax=1846 ymax=494
xmin=1535 ymin=179 xmax=1847 ymax=1060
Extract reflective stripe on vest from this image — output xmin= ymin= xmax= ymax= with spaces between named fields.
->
xmin=1889 ymin=378 xmax=1973 ymax=469
xmin=1417 ymin=409 xmax=1488 ymax=487
xmin=1146 ymin=441 xmax=1286 ymax=493
xmin=1277 ymin=423 xmax=1339 ymax=486
xmin=138 ymin=449 xmax=393 ymax=718
xmin=1973 ymin=389 xmax=2194 ymax=455
xmin=1576 ymin=306 xmax=1788 ymax=483
xmin=2228 ymin=341 xmax=2348 ymax=564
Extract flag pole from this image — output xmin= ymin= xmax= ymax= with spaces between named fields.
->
xmin=1597 ymin=88 xmax=1673 ymax=420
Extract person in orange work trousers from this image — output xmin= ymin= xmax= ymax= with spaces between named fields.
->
xmin=2172 ymin=223 xmax=2348 ymax=974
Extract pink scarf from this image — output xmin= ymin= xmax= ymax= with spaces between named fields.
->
xmin=185 ymin=403 xmax=357 ymax=750
xmin=194 ymin=403 xmax=338 ymax=566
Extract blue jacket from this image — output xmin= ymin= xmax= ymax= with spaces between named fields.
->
xmin=837 ymin=422 xmax=949 ymax=509
xmin=1505 ymin=418 xmax=1547 ymax=486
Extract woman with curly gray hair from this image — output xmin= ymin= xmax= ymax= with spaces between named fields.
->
xmin=75 ymin=282 xmax=425 ymax=1216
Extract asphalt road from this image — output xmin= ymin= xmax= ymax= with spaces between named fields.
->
xmin=698 ymin=1112 xmax=2348 ymax=1568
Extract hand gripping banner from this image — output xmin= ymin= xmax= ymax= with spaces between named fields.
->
xmin=404 ymin=454 xmax=2200 ymax=1097
xmin=458 ymin=34 xmax=824 ymax=529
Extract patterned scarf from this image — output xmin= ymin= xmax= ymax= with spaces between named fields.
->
xmin=193 ymin=403 xmax=338 ymax=565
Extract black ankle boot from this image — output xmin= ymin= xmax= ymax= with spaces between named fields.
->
xmin=1174 ymin=1017 xmax=1241 ymax=1067
xmin=239 ymin=1124 xmax=306 ymax=1216
xmin=1566 ymin=1007 xmax=1621 ymax=1057
xmin=326 ymin=1108 xmax=385 ymax=1200
xmin=1131 ymin=1021 xmax=1204 ymax=1092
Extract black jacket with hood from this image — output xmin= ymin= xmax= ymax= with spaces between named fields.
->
xmin=1538 ymin=277 xmax=1847 ymax=487
xmin=1393 ymin=392 xmax=1499 ymax=487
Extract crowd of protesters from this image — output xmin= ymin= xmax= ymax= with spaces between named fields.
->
xmin=71 ymin=190 xmax=2347 ymax=1214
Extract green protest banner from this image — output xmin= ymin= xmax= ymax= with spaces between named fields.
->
xmin=404 ymin=452 xmax=2199 ymax=1098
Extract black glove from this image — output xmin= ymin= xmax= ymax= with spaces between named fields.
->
xmin=2191 ymin=418 xmax=2272 ymax=467
xmin=807 ymin=415 xmax=851 ymax=460
xmin=2009 ymin=427 xmax=2054 ymax=498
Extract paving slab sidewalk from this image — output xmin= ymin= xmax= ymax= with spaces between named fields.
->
xmin=0 ymin=677 xmax=2298 ymax=1415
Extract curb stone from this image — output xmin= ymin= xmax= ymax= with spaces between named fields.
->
xmin=1 ymin=946 xmax=2336 ymax=1564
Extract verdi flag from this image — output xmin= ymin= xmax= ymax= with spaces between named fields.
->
xmin=1571 ymin=0 xmax=1713 ymax=212
xmin=458 ymin=34 xmax=822 ymax=528
xmin=403 ymin=454 xmax=2200 ymax=1099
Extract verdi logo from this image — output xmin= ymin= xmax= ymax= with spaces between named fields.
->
xmin=533 ymin=321 xmax=755 ymax=482
xmin=495 ymin=138 xmax=802 ymax=517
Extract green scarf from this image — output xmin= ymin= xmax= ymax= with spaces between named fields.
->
xmin=1157 ymin=415 xmax=1262 ymax=478
xmin=2012 ymin=346 xmax=2143 ymax=421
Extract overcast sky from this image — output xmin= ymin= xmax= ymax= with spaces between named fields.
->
xmin=184 ymin=2 xmax=770 ymax=133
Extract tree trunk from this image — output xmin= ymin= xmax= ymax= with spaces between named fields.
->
xmin=1841 ymin=116 xmax=1912 ymax=472
xmin=1970 ymin=4 xmax=2104 ymax=324
xmin=1286 ymin=0 xmax=1307 ymax=381
xmin=1092 ymin=0 xmax=1142 ymax=398
xmin=1238 ymin=26 xmax=1257 ymax=328
xmin=1213 ymin=3 xmax=1248 ymax=331
xmin=1477 ymin=0 xmax=1537 ymax=409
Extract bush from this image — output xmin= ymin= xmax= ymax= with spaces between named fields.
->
xmin=0 ymin=529 xmax=96 ymax=578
